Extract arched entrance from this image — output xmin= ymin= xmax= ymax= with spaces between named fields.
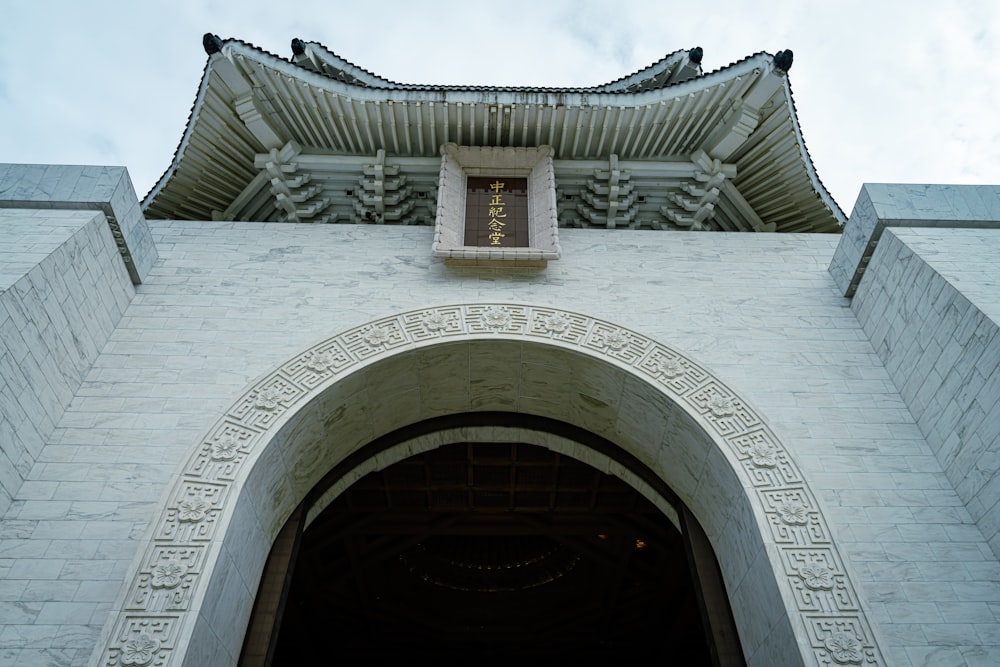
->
xmin=251 ymin=414 xmax=741 ymax=665
xmin=97 ymin=304 xmax=882 ymax=667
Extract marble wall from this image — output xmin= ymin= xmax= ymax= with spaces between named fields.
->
xmin=0 ymin=165 xmax=998 ymax=666
xmin=853 ymin=226 xmax=1000 ymax=560
xmin=0 ymin=208 xmax=133 ymax=516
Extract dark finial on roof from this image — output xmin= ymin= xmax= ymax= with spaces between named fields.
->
xmin=203 ymin=33 xmax=223 ymax=55
xmin=773 ymin=49 xmax=793 ymax=73
xmin=688 ymin=47 xmax=703 ymax=65
xmin=291 ymin=38 xmax=306 ymax=56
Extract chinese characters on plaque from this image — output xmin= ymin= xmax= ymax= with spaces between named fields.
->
xmin=465 ymin=177 xmax=529 ymax=247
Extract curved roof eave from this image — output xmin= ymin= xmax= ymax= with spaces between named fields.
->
xmin=142 ymin=58 xmax=214 ymax=210
xmin=297 ymin=41 xmax=698 ymax=92
xmin=142 ymin=43 xmax=771 ymax=209
xmin=142 ymin=37 xmax=844 ymax=228
xmin=301 ymin=41 xmax=404 ymax=88
xmin=234 ymin=39 xmax=771 ymax=101
xmin=781 ymin=82 xmax=847 ymax=224
xmin=593 ymin=48 xmax=693 ymax=91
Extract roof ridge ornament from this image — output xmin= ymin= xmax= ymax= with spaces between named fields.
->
xmin=773 ymin=49 xmax=793 ymax=74
xmin=202 ymin=33 xmax=223 ymax=56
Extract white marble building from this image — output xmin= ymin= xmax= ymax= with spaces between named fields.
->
xmin=0 ymin=36 xmax=999 ymax=666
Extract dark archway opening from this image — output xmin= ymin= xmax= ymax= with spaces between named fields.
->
xmin=241 ymin=414 xmax=744 ymax=666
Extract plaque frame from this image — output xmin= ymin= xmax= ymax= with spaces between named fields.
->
xmin=432 ymin=143 xmax=560 ymax=266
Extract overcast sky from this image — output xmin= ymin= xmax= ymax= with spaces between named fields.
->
xmin=1 ymin=1 xmax=998 ymax=212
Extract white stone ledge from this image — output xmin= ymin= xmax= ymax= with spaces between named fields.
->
xmin=0 ymin=164 xmax=158 ymax=284
xmin=829 ymin=184 xmax=1000 ymax=297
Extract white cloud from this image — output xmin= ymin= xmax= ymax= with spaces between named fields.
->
xmin=1 ymin=0 xmax=997 ymax=209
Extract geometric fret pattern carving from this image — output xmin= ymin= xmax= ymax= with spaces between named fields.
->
xmin=100 ymin=303 xmax=884 ymax=666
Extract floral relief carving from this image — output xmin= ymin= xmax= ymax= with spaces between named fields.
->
xmin=208 ymin=435 xmax=239 ymax=461
xmin=421 ymin=311 xmax=451 ymax=332
xmin=597 ymin=328 xmax=629 ymax=351
xmin=120 ymin=633 xmax=160 ymax=666
xmin=176 ymin=495 xmax=211 ymax=523
xmin=540 ymin=313 xmax=570 ymax=334
xmin=799 ymin=563 xmax=835 ymax=590
xmin=254 ymin=387 xmax=282 ymax=411
xmin=363 ymin=325 xmax=391 ymax=347
xmin=150 ymin=560 xmax=188 ymax=589
xmin=306 ymin=350 xmax=340 ymax=374
xmin=707 ymin=394 xmax=735 ymax=417
xmin=482 ymin=306 xmax=512 ymax=329
xmin=748 ymin=441 xmax=778 ymax=468
xmin=777 ymin=501 xmax=809 ymax=525
xmin=825 ymin=632 xmax=864 ymax=664
xmin=656 ymin=356 xmax=685 ymax=378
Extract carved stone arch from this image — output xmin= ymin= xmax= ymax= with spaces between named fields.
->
xmin=96 ymin=303 xmax=883 ymax=667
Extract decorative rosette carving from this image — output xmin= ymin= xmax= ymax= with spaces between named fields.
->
xmin=421 ymin=311 xmax=450 ymax=332
xmin=824 ymin=632 xmax=863 ymax=664
xmin=799 ymin=563 xmax=835 ymax=590
xmin=707 ymin=394 xmax=735 ymax=417
xmin=209 ymin=435 xmax=239 ymax=461
xmin=656 ymin=356 xmax=685 ymax=378
xmin=540 ymin=313 xmax=570 ymax=334
xmin=150 ymin=559 xmax=188 ymax=589
xmin=777 ymin=501 xmax=809 ymax=525
xmin=177 ymin=496 xmax=211 ymax=523
xmin=597 ymin=329 xmax=629 ymax=351
xmin=482 ymin=306 xmax=512 ymax=330
xmin=120 ymin=633 xmax=160 ymax=666
xmin=363 ymin=326 xmax=391 ymax=347
xmin=254 ymin=387 xmax=282 ymax=411
xmin=748 ymin=441 xmax=778 ymax=468
xmin=306 ymin=350 xmax=339 ymax=373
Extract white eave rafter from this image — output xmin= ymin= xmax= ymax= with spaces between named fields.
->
xmin=143 ymin=37 xmax=844 ymax=231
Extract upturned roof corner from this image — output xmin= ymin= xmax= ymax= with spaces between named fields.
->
xmin=143 ymin=35 xmax=844 ymax=232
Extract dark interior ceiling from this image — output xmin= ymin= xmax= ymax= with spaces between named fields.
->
xmin=271 ymin=442 xmax=719 ymax=665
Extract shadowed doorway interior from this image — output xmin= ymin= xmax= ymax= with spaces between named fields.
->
xmin=240 ymin=415 xmax=744 ymax=666
xmin=240 ymin=413 xmax=745 ymax=667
